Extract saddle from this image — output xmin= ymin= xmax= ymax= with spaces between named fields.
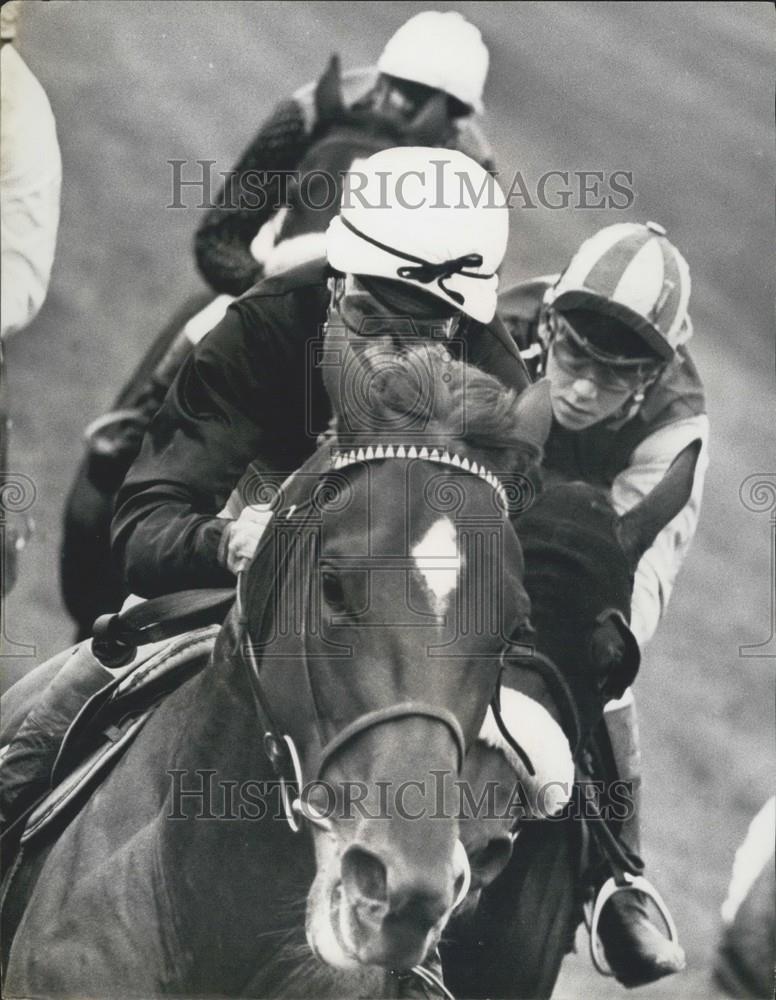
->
xmin=16 ymin=624 xmax=220 ymax=847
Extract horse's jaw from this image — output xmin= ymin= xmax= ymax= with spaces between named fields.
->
xmin=305 ymin=829 xmax=448 ymax=972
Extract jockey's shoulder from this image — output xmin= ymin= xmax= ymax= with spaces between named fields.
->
xmin=230 ymin=258 xmax=331 ymax=325
xmin=641 ymin=341 xmax=706 ymax=425
xmin=455 ymin=116 xmax=496 ymax=172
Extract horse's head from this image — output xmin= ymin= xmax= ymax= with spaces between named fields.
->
xmin=275 ymin=54 xmax=453 ymax=250
xmin=236 ymin=349 xmax=550 ymax=971
xmin=514 ymin=438 xmax=702 ymax=733
xmin=451 ymin=439 xmax=702 ymax=909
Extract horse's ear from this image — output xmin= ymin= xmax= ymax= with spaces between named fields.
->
xmin=315 ymin=54 xmax=345 ymax=124
xmin=405 ymin=92 xmax=450 ymax=146
xmin=617 ymin=438 xmax=702 ymax=568
xmin=511 ymin=378 xmax=553 ymax=453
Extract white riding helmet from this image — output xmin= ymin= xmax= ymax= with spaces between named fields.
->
xmin=326 ymin=147 xmax=508 ymax=324
xmin=377 ymin=11 xmax=489 ymax=115
xmin=547 ymin=221 xmax=692 ymax=360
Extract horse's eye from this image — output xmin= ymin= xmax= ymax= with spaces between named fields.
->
xmin=321 ymin=571 xmax=346 ymax=610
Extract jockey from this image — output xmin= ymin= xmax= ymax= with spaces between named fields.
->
xmin=194 ymin=10 xmax=494 ymax=297
xmin=59 ymin=11 xmax=493 ymax=639
xmin=112 ymin=146 xmax=522 ymax=595
xmin=500 ymin=221 xmax=709 ymax=987
xmin=1 ymin=149 xmax=525 ymax=844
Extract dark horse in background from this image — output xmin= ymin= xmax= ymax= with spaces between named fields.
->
xmin=3 ymin=350 xmax=550 ymax=998
xmin=60 ymin=54 xmax=453 ymax=639
xmin=443 ymin=441 xmax=701 ymax=998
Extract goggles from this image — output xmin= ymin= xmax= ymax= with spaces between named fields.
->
xmin=546 ymin=311 xmax=662 ymax=393
xmin=329 ymin=274 xmax=462 ymax=342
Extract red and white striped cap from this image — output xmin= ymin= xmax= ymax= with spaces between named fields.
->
xmin=548 ymin=222 xmax=692 ymax=360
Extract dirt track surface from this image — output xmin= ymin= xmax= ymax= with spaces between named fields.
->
xmin=3 ymin=2 xmax=773 ymax=997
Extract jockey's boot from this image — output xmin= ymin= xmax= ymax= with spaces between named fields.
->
xmin=0 ymin=642 xmax=121 ymax=835
xmin=595 ymin=692 xmax=686 ymax=988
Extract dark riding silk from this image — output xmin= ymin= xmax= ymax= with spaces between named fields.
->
xmin=112 ymin=258 xmax=530 ymax=598
xmin=499 ymin=279 xmax=706 ymax=488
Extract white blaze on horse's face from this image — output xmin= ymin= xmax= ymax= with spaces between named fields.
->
xmin=412 ymin=517 xmax=461 ymax=616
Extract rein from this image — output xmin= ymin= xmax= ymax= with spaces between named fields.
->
xmin=232 ymin=448 xmax=512 ymax=839
xmin=91 ymin=449 xmax=538 ymax=845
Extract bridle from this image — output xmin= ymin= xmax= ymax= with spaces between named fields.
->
xmin=232 ymin=446 xmax=519 ymax=843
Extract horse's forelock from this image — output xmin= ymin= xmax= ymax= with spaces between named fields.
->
xmin=341 ymin=345 xmax=541 ymax=475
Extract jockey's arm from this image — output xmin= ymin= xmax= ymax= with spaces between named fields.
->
xmin=610 ymin=413 xmax=710 ymax=648
xmin=112 ymin=291 xmax=328 ymax=596
xmin=193 ymin=99 xmax=310 ymax=296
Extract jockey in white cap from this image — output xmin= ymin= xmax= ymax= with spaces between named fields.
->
xmin=500 ymin=221 xmax=708 ymax=987
xmin=195 ymin=11 xmax=494 ymax=297
xmin=3 ymin=150 xmax=523 ymax=893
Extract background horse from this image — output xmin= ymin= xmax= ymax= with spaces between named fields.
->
xmin=4 ymin=351 xmax=546 ymax=997
xmin=59 ymin=54 xmax=450 ymax=641
xmin=444 ymin=441 xmax=702 ymax=999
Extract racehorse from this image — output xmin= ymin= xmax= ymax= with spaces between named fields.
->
xmin=60 ymin=53 xmax=452 ymax=640
xmin=3 ymin=350 xmax=548 ymax=998
xmin=443 ymin=441 xmax=702 ymax=998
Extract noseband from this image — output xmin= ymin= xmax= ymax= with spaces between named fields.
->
xmin=234 ymin=447 xmax=516 ymax=836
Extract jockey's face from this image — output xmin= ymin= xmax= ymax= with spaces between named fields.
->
xmin=372 ymin=75 xmax=467 ymax=140
xmin=326 ymin=274 xmax=461 ymax=342
xmin=544 ymin=312 xmax=659 ymax=429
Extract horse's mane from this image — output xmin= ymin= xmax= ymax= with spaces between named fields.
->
xmin=335 ymin=343 xmax=543 ymax=478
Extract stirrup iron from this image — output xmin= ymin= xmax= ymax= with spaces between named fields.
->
xmin=585 ymin=872 xmax=680 ymax=977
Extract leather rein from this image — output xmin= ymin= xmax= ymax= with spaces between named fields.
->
xmin=92 ymin=449 xmax=543 ymax=841
xmin=230 ymin=449 xmax=514 ymax=835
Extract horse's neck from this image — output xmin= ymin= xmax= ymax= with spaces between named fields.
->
xmin=155 ymin=641 xmax=317 ymax=994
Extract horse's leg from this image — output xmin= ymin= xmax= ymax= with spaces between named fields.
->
xmin=442 ymin=819 xmax=580 ymax=999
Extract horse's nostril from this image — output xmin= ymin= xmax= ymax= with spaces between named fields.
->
xmin=342 ymin=845 xmax=388 ymax=905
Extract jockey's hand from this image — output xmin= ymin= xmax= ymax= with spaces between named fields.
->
xmin=222 ymin=504 xmax=274 ymax=576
